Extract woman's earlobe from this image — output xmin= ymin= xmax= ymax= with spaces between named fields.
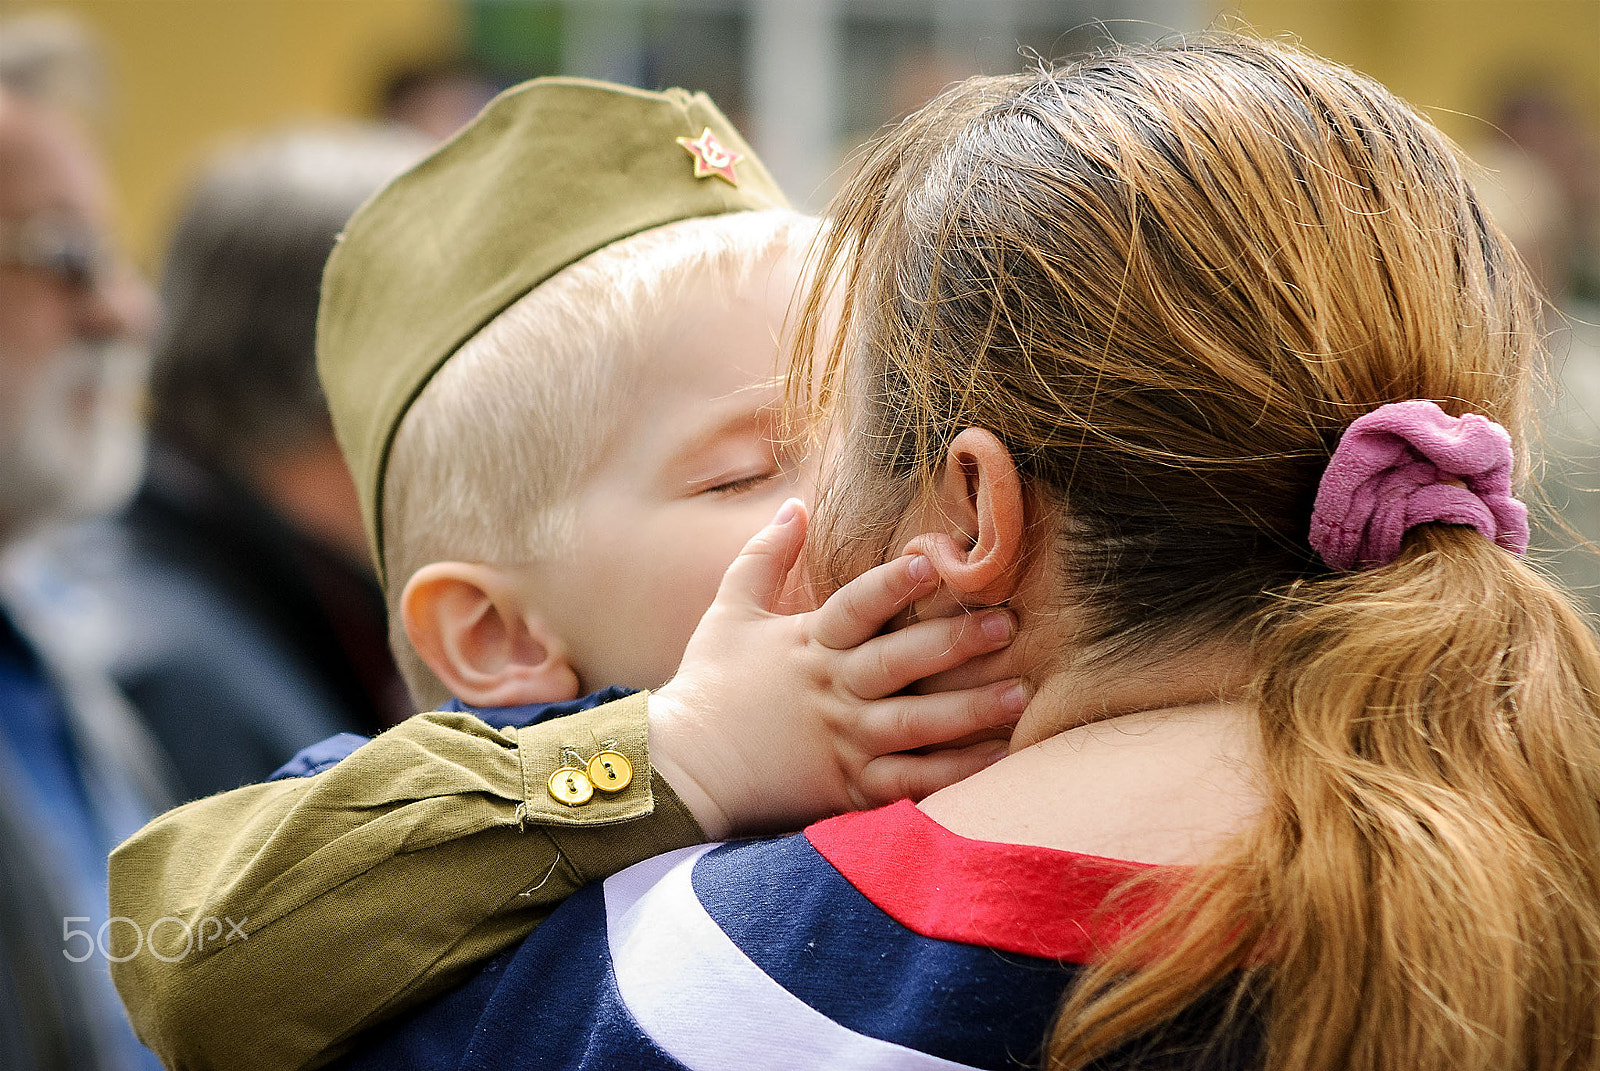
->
xmin=400 ymin=563 xmax=582 ymax=707
xmin=904 ymin=427 xmax=1028 ymax=606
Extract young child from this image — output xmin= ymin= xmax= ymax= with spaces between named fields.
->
xmin=109 ymin=80 xmax=1025 ymax=1071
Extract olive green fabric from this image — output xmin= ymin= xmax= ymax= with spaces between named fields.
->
xmin=108 ymin=693 xmax=704 ymax=1071
xmin=317 ymin=78 xmax=789 ymax=583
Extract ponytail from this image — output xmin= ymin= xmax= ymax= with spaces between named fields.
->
xmin=1050 ymin=527 xmax=1600 ymax=1070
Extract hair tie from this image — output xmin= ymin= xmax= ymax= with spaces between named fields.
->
xmin=1308 ymin=399 xmax=1529 ymax=572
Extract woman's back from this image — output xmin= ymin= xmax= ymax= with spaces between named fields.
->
xmin=339 ymin=803 xmax=1259 ymax=1071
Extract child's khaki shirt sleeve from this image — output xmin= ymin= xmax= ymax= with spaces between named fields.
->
xmin=108 ymin=691 xmax=704 ymax=1071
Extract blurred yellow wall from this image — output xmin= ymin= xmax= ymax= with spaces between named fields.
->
xmin=1231 ymin=0 xmax=1600 ymax=149
xmin=4 ymin=0 xmax=1594 ymax=273
xmin=0 ymin=0 xmax=463 ymax=270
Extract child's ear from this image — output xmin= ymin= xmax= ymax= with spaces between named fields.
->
xmin=400 ymin=563 xmax=581 ymax=707
xmin=902 ymin=427 xmax=1027 ymax=609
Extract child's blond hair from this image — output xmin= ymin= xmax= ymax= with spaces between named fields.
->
xmin=384 ymin=207 xmax=816 ymax=705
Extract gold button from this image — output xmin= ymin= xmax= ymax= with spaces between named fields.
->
xmin=587 ymin=750 xmax=633 ymax=793
xmin=548 ymin=766 xmax=594 ymax=806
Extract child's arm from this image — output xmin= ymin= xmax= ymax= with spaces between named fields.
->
xmin=110 ymin=696 xmax=699 ymax=1071
xmin=110 ymin=501 xmax=1023 ymax=1071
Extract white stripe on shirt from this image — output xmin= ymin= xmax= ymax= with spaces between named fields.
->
xmin=603 ymin=844 xmax=983 ymax=1071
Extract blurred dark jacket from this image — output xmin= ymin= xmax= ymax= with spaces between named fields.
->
xmin=7 ymin=445 xmax=409 ymax=800
xmin=0 ymin=572 xmax=174 ymax=1070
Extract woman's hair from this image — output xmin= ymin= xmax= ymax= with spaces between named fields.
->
xmin=794 ymin=36 xmax=1600 ymax=1071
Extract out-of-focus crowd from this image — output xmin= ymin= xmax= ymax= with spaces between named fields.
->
xmin=0 ymin=11 xmax=1596 ymax=1071
xmin=0 ymin=15 xmax=493 ymax=1069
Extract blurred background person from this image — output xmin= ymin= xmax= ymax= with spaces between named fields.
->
xmin=0 ymin=16 xmax=170 ymax=1067
xmin=379 ymin=56 xmax=503 ymax=140
xmin=15 ymin=125 xmax=426 ymax=802
xmin=1493 ymin=83 xmax=1600 ymax=303
xmin=1470 ymin=77 xmax=1600 ymax=619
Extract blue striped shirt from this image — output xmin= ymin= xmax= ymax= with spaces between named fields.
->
xmin=334 ymin=800 xmax=1259 ymax=1071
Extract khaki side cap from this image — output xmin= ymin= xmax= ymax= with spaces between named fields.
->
xmin=316 ymin=77 xmax=789 ymax=585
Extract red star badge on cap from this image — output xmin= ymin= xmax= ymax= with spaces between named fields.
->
xmin=676 ymin=127 xmax=742 ymax=186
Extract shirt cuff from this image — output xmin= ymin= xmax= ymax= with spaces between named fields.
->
xmin=511 ymin=689 xmax=662 ymax=827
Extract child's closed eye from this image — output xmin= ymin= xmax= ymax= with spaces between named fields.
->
xmin=703 ymin=471 xmax=779 ymax=496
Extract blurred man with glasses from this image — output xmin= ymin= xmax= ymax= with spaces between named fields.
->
xmin=0 ymin=75 xmax=171 ymax=1071
xmin=0 ymin=103 xmax=147 ymax=532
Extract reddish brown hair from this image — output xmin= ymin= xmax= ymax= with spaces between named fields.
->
xmin=795 ymin=36 xmax=1600 ymax=1071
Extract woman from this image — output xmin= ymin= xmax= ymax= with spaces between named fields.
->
xmin=348 ymin=35 xmax=1600 ymax=1071
xmin=785 ymin=34 xmax=1600 ymax=1070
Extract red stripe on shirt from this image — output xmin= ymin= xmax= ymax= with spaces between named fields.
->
xmin=805 ymin=799 xmax=1169 ymax=963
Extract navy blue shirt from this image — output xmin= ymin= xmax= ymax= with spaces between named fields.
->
xmin=0 ymin=609 xmax=163 ymax=1070
xmin=330 ymin=802 xmax=1259 ymax=1071
xmin=0 ymin=611 xmax=110 ymax=899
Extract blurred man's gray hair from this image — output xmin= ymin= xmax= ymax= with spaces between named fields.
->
xmin=148 ymin=125 xmax=429 ymax=472
xmin=0 ymin=11 xmax=108 ymax=117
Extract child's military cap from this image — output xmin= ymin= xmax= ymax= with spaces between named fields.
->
xmin=317 ymin=79 xmax=788 ymax=583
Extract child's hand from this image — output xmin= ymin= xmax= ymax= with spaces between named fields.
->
xmin=648 ymin=499 xmax=1028 ymax=839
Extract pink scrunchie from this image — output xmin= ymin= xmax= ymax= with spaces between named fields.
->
xmin=1308 ymin=399 xmax=1529 ymax=572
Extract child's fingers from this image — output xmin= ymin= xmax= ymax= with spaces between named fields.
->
xmin=809 ymin=553 xmax=939 ymax=651
xmin=841 ymin=609 xmax=1015 ymax=699
xmin=857 ymin=739 xmax=1014 ymax=805
xmin=853 ymin=678 xmax=1030 ymax=755
xmin=714 ymin=498 xmax=809 ymax=612
xmin=903 ymin=645 xmax=1025 ymax=696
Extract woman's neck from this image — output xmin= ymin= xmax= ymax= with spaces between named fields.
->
xmin=919 ymin=645 xmax=1265 ymax=865
xmin=1006 ymin=640 xmax=1254 ymax=751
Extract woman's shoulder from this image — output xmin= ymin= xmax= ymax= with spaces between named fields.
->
xmin=339 ymin=808 xmax=1258 ymax=1070
xmin=802 ymin=800 xmax=1161 ymax=961
xmin=588 ymin=821 xmax=1093 ymax=1067
xmin=340 ymin=815 xmax=1120 ymax=1070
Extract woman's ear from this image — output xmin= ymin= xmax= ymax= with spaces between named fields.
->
xmin=903 ymin=427 xmax=1027 ymax=608
xmin=400 ymin=562 xmax=581 ymax=707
